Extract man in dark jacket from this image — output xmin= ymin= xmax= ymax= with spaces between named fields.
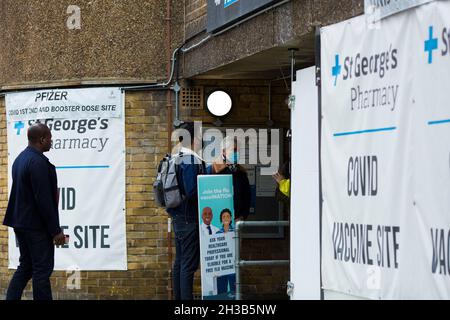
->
xmin=3 ymin=123 xmax=65 ymax=300
xmin=167 ymin=122 xmax=204 ymax=300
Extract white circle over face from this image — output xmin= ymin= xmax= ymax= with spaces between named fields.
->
xmin=207 ymin=91 xmax=232 ymax=117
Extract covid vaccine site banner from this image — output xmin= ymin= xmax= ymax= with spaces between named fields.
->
xmin=6 ymin=88 xmax=127 ymax=271
xmin=198 ymin=175 xmax=236 ymax=300
xmin=321 ymin=1 xmax=450 ymax=299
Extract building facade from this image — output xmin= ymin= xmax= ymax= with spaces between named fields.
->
xmin=0 ymin=0 xmax=363 ymax=299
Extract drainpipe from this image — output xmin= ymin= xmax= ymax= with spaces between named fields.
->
xmin=173 ymin=48 xmax=182 ymax=128
xmin=267 ymin=81 xmax=273 ymax=127
xmin=165 ymin=0 xmax=173 ymax=301
xmin=267 ymin=75 xmax=291 ymax=127
xmin=288 ymin=48 xmax=298 ymax=188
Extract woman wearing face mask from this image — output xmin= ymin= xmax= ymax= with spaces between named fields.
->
xmin=207 ymin=136 xmax=251 ymax=222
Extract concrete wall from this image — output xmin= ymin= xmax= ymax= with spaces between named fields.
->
xmin=0 ymin=0 xmax=364 ymax=87
xmin=0 ymin=0 xmax=184 ymax=89
xmin=182 ymin=0 xmax=364 ymax=78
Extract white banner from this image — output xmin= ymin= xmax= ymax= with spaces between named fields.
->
xmin=321 ymin=1 xmax=450 ymax=299
xmin=365 ymin=0 xmax=435 ymax=21
xmin=6 ymin=87 xmax=123 ymax=121
xmin=6 ymin=88 xmax=127 ymax=271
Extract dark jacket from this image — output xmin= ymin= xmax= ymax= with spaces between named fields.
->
xmin=3 ymin=146 xmax=61 ymax=237
xmin=166 ymin=150 xmax=204 ymax=223
xmin=207 ymin=164 xmax=251 ymax=220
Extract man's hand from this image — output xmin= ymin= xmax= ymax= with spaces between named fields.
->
xmin=53 ymin=232 xmax=66 ymax=246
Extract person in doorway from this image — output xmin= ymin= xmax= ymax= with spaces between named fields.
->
xmin=273 ymin=161 xmax=291 ymax=198
xmin=200 ymin=207 xmax=219 ymax=237
xmin=207 ymin=136 xmax=251 ymax=222
xmin=3 ymin=123 xmax=66 ymax=300
xmin=166 ymin=121 xmax=204 ymax=300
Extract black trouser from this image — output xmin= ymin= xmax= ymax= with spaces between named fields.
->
xmin=172 ymin=217 xmax=200 ymax=300
xmin=6 ymin=229 xmax=54 ymax=300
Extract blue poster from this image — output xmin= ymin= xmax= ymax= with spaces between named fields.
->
xmin=197 ymin=175 xmax=236 ymax=300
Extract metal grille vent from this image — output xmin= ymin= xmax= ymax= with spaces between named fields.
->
xmin=180 ymin=86 xmax=203 ymax=110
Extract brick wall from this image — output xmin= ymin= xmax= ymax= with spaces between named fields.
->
xmin=182 ymin=79 xmax=292 ymax=300
xmin=181 ymin=79 xmax=290 ymax=126
xmin=0 ymin=98 xmax=9 ymax=297
xmin=0 ymin=80 xmax=291 ymax=300
xmin=0 ymin=91 xmax=175 ymax=300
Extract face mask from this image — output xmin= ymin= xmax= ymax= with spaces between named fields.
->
xmin=227 ymin=152 xmax=239 ymax=164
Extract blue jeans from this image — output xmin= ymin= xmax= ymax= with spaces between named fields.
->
xmin=6 ymin=229 xmax=54 ymax=300
xmin=172 ymin=218 xmax=200 ymax=300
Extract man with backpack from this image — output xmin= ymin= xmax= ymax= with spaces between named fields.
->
xmin=156 ymin=122 xmax=204 ymax=300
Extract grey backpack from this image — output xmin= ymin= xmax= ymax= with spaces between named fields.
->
xmin=153 ymin=152 xmax=204 ymax=209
